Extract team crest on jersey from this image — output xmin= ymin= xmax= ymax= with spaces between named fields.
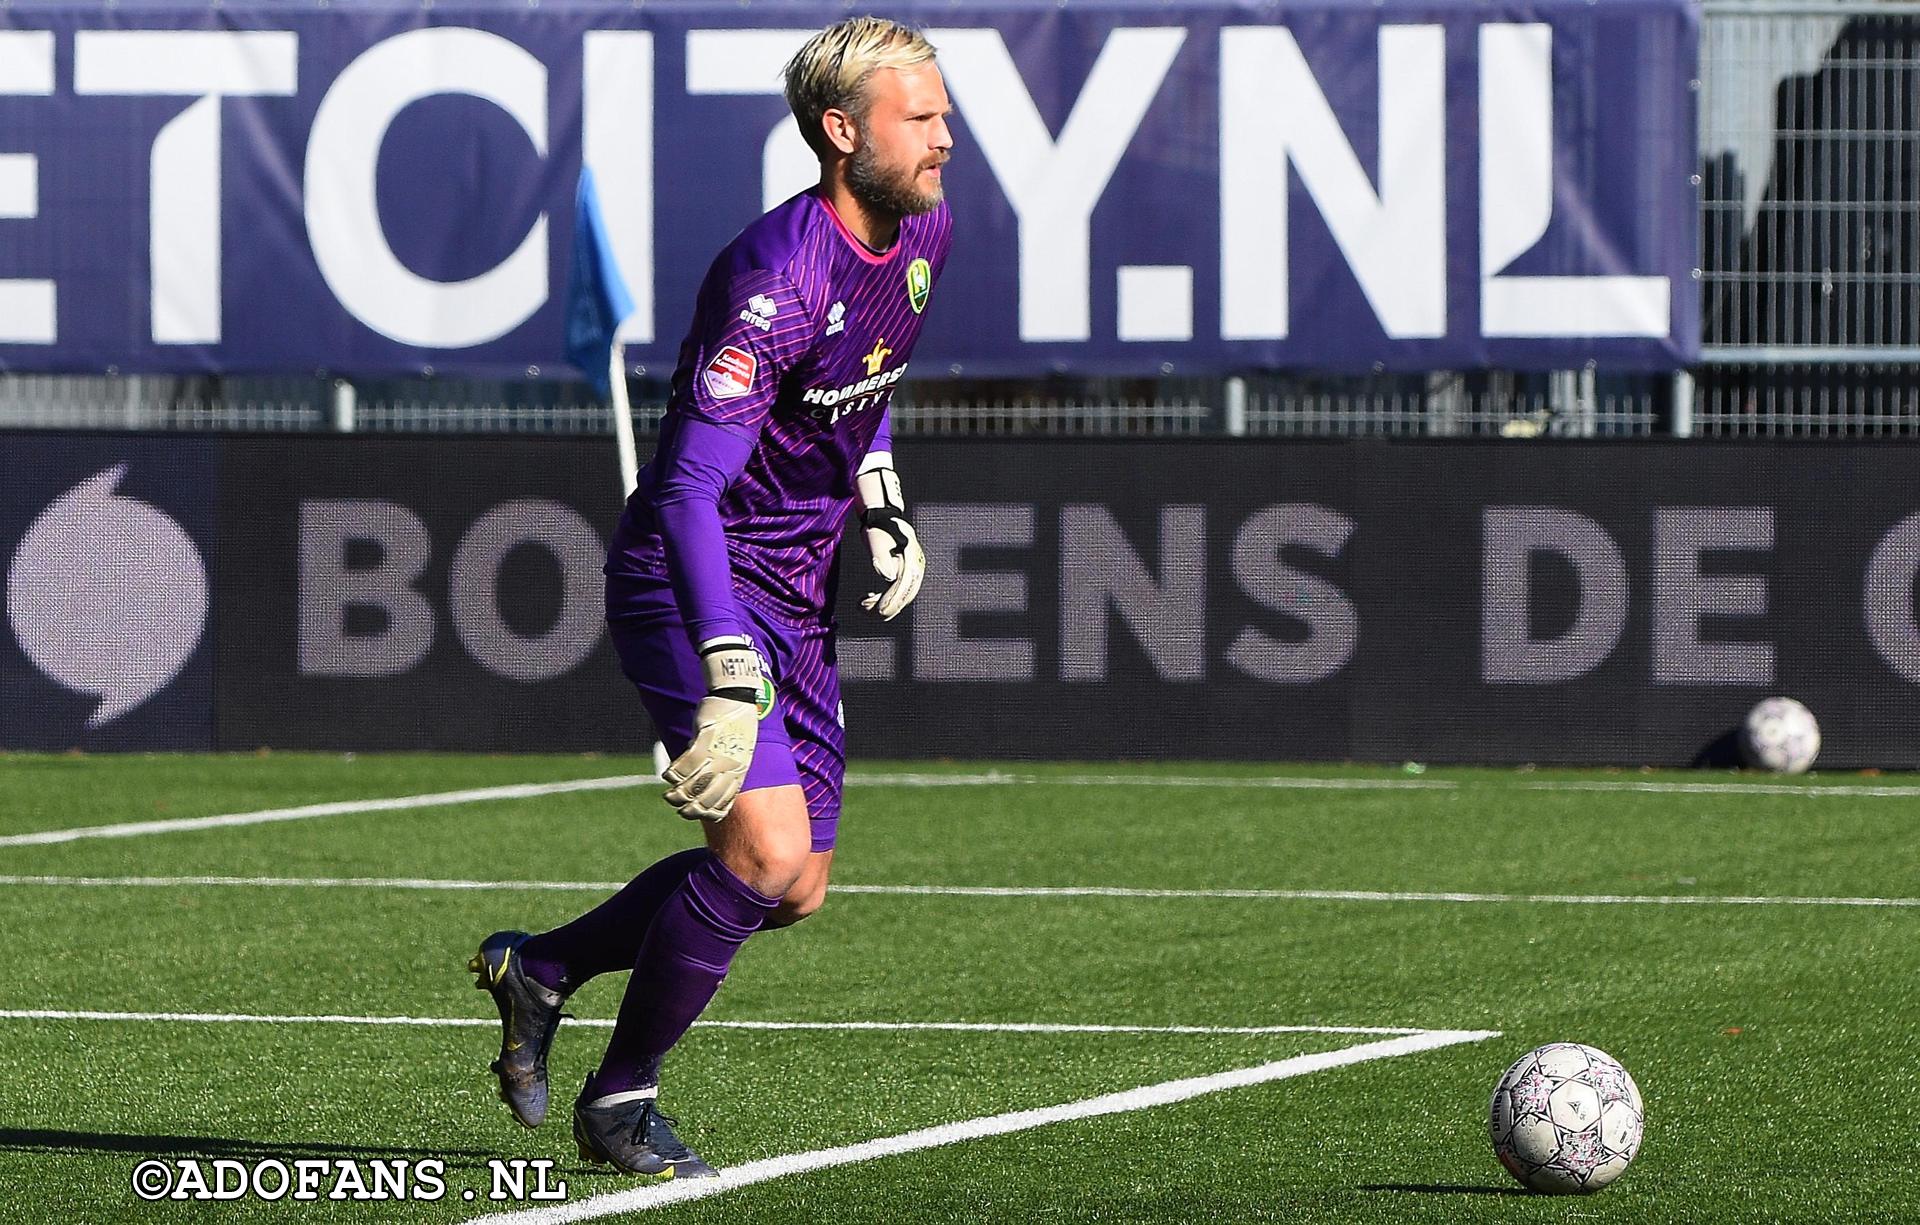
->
xmin=906 ymin=258 xmax=931 ymax=314
xmin=703 ymin=346 xmax=757 ymax=399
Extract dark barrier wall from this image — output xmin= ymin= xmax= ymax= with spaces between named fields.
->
xmin=6 ymin=431 xmax=1920 ymax=766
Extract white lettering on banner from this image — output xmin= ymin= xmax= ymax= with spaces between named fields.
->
xmin=1481 ymin=507 xmax=1628 ymax=684
xmin=1060 ymin=505 xmax=1207 ymax=682
xmin=1219 ymin=25 xmax=1446 ymax=341
xmin=305 ymin=28 xmax=549 ymax=348
xmin=684 ymin=29 xmax=815 ymax=214
xmin=297 ymin=499 xmax=606 ymax=682
xmin=583 ymin=32 xmax=655 ymax=345
xmin=932 ymin=27 xmax=1186 ymax=343
xmin=1864 ymin=513 xmax=1920 ymax=686
xmin=1226 ymin=504 xmax=1357 ymax=684
xmin=1480 ymin=505 xmax=1778 ymax=686
xmin=913 ymin=504 xmax=1037 ymax=681
xmin=1479 ymin=24 xmax=1670 ymax=337
xmin=0 ymin=31 xmax=54 ymax=344
xmin=298 ymin=500 xmax=435 ymax=678
xmin=0 ymin=20 xmax=1682 ymax=359
xmin=1651 ymin=506 xmax=1774 ymax=686
xmin=74 ymin=32 xmax=299 ymax=345
xmin=447 ymin=501 xmax=604 ymax=683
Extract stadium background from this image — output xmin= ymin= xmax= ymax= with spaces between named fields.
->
xmin=1 ymin=0 xmax=1915 ymax=766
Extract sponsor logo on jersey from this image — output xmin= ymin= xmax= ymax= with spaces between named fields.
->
xmin=906 ymin=257 xmax=931 ymax=314
xmin=800 ymin=363 xmax=909 ymax=423
xmin=703 ymin=346 xmax=757 ymax=400
xmin=863 ymin=337 xmax=893 ymax=376
xmin=825 ymin=300 xmax=847 ymax=337
xmin=738 ymin=293 xmax=778 ymax=332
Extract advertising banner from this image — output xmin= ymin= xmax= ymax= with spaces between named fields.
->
xmin=8 ymin=433 xmax=1920 ymax=767
xmin=843 ymin=439 xmax=1920 ymax=769
xmin=0 ymin=0 xmax=1697 ymax=378
xmin=0 ymin=434 xmax=216 ymax=750
xmin=212 ymin=436 xmax=642 ymax=752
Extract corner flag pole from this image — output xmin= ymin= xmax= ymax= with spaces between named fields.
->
xmin=608 ymin=337 xmax=663 ymax=774
xmin=609 ymin=338 xmax=639 ymax=499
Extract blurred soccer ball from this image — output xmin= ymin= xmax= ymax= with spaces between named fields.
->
xmin=1489 ymin=1042 xmax=1644 ymax=1194
xmin=1741 ymin=697 xmax=1820 ymax=774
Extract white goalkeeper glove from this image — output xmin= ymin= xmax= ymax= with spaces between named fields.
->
xmin=662 ymin=639 xmax=762 ymax=822
xmin=856 ymin=459 xmax=925 ymax=621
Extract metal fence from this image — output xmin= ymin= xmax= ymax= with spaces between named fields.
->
xmin=1690 ymin=0 xmax=1920 ymax=435
xmin=0 ymin=0 xmax=1913 ymax=440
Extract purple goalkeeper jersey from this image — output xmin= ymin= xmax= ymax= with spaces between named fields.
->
xmin=608 ymin=188 xmax=953 ymax=643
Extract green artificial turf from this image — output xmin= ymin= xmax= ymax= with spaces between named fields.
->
xmin=1 ymin=754 xmax=1916 ymax=1221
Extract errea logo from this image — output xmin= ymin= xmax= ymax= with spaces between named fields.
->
xmin=739 ymin=293 xmax=778 ymax=332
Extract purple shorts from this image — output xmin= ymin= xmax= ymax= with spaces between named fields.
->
xmin=607 ymin=575 xmax=845 ymax=852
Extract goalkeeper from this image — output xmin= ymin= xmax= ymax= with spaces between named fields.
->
xmin=468 ymin=15 xmax=952 ymax=1178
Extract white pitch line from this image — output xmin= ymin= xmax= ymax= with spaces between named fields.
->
xmin=850 ymin=771 xmax=1458 ymax=792
xmin=3 ymin=771 xmax=1907 ymax=852
xmin=0 ymin=775 xmax=660 ymax=849
xmin=472 ymin=1028 xmax=1501 ymax=1223
xmin=0 ymin=874 xmax=628 ymax=891
xmin=1525 ymin=779 xmax=1920 ymax=798
xmin=0 ymin=874 xmax=1914 ymax=909
xmin=0 ymin=1009 xmax=1428 ymax=1038
xmin=835 ymin=884 xmax=1920 ymax=908
xmin=0 ymin=771 xmax=1453 ymax=850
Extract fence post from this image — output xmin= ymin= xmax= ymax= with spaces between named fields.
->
xmin=1223 ymin=375 xmax=1247 ymax=437
xmin=331 ymin=378 xmax=356 ymax=433
xmin=1671 ymin=369 xmax=1694 ymax=438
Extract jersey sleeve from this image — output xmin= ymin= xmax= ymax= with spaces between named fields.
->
xmin=649 ymin=415 xmax=759 ymax=646
xmin=859 ymin=406 xmax=894 ymax=474
xmin=680 ymin=268 xmax=815 ymax=432
xmin=648 ymin=267 xmax=816 ymax=646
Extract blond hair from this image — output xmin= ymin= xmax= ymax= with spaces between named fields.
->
xmin=783 ymin=17 xmax=937 ymax=156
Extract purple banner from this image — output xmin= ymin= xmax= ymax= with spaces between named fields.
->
xmin=0 ymin=0 xmax=1697 ymax=377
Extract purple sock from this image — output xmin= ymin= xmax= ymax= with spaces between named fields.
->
xmin=518 ymin=848 xmax=708 ymax=993
xmin=593 ymin=853 xmax=779 ymax=1094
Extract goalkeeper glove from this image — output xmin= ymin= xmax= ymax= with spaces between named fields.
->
xmin=662 ymin=639 xmax=762 ymax=822
xmin=857 ymin=461 xmax=925 ymax=620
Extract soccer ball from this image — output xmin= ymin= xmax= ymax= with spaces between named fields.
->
xmin=1488 ymin=1043 xmax=1644 ymax=1194
xmin=1741 ymin=697 xmax=1820 ymax=774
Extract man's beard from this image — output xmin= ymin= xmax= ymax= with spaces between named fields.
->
xmin=846 ymin=140 xmax=945 ymax=219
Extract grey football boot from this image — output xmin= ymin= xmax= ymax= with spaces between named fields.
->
xmin=572 ymin=1081 xmax=718 ymax=1179
xmin=468 ymin=930 xmax=568 ymax=1128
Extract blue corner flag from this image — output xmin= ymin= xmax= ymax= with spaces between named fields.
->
xmin=564 ymin=166 xmax=637 ymax=398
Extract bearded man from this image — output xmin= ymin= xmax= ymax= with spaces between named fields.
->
xmin=469 ymin=16 xmax=954 ymax=1178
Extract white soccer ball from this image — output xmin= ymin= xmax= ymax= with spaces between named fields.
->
xmin=1489 ymin=1042 xmax=1644 ymax=1194
xmin=1741 ymin=697 xmax=1820 ymax=774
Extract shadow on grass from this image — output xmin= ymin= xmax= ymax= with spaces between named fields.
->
xmin=1360 ymin=1183 xmax=1531 ymax=1197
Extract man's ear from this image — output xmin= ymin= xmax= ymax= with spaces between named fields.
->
xmin=821 ymin=107 xmax=860 ymax=156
